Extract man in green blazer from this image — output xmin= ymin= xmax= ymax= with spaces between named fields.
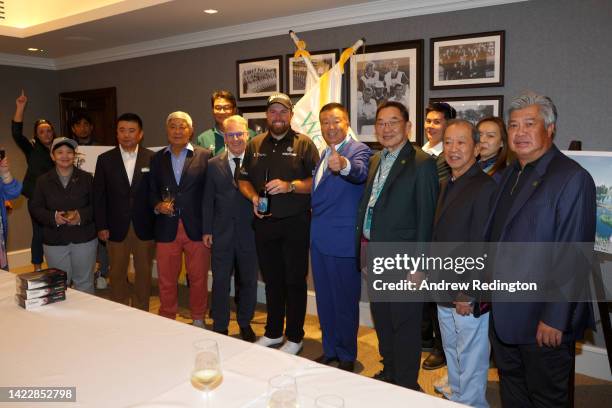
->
xmin=356 ymin=101 xmax=439 ymax=390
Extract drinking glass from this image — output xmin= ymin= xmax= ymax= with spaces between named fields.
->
xmin=161 ymin=186 xmax=175 ymax=217
xmin=314 ymin=395 xmax=344 ymax=408
xmin=191 ymin=339 xmax=222 ymax=407
xmin=267 ymin=374 xmax=297 ymax=408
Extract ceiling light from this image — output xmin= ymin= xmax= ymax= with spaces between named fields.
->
xmin=203 ymin=9 xmax=218 ymax=14
xmin=27 ymin=47 xmax=39 ymax=51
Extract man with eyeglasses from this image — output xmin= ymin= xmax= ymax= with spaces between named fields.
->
xmin=356 ymin=101 xmax=438 ymax=390
xmin=203 ymin=115 xmax=258 ymax=342
xmin=195 ymin=90 xmax=256 ymax=156
xmin=149 ymin=111 xmax=211 ymax=328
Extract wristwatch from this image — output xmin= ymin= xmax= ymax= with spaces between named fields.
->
xmin=288 ymin=182 xmax=296 ymax=193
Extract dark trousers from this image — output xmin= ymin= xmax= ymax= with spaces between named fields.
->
xmin=370 ymin=300 xmax=423 ymax=390
xmin=422 ymin=301 xmax=444 ymax=351
xmin=29 ymin=208 xmax=44 ymax=265
xmin=254 ymin=213 xmax=310 ymax=343
xmin=490 ymin=321 xmax=574 ymax=408
xmin=211 ymin=242 xmax=258 ymax=331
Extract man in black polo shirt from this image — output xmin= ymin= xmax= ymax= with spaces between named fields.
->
xmin=238 ymin=93 xmax=319 ymax=355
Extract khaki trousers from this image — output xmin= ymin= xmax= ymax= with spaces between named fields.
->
xmin=107 ymin=224 xmax=155 ymax=311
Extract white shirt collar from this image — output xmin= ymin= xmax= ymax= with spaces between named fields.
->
xmin=422 ymin=141 xmax=443 ymax=156
xmin=119 ymin=144 xmax=138 ymax=157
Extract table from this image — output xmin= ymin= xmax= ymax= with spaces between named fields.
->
xmin=0 ymin=271 xmax=462 ymax=407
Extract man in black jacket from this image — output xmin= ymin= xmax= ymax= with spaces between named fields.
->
xmin=94 ymin=113 xmax=155 ymax=311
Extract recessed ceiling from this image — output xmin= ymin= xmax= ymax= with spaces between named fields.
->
xmin=0 ymin=0 xmax=527 ymax=69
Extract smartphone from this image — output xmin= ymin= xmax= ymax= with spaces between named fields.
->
xmin=0 ymin=149 xmax=5 ymax=160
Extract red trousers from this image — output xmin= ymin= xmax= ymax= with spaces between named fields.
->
xmin=156 ymin=220 xmax=210 ymax=320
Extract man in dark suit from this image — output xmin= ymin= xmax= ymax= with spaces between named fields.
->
xmin=203 ymin=115 xmax=257 ymax=341
xmin=311 ymin=103 xmax=371 ymax=372
xmin=356 ymin=101 xmax=439 ymax=390
xmin=149 ymin=111 xmax=211 ymax=327
xmin=432 ymin=119 xmax=496 ymax=406
xmin=485 ymin=93 xmax=596 ymax=407
xmin=94 ymin=113 xmax=155 ymax=311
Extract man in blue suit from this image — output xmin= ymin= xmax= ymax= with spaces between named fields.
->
xmin=311 ymin=103 xmax=371 ymax=372
xmin=485 ymin=93 xmax=596 ymax=407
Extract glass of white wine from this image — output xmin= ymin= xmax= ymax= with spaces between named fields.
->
xmin=161 ymin=186 xmax=175 ymax=217
xmin=267 ymin=374 xmax=298 ymax=408
xmin=191 ymin=339 xmax=223 ymax=408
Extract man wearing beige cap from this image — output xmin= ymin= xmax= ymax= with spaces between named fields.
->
xmin=149 ymin=111 xmax=211 ymax=327
xmin=238 ymin=93 xmax=319 ymax=354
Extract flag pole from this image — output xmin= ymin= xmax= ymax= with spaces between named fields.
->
xmin=289 ymin=30 xmax=320 ymax=80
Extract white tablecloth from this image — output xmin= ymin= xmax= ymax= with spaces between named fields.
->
xmin=0 ymin=270 xmax=462 ymax=407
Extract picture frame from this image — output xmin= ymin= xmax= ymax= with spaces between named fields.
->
xmin=563 ymin=150 xmax=612 ymax=255
xmin=236 ymin=56 xmax=283 ymax=101
xmin=349 ymin=40 xmax=424 ymax=144
xmin=430 ymin=30 xmax=505 ymax=89
xmin=285 ymin=50 xmax=339 ymax=96
xmin=429 ymin=95 xmax=504 ymax=125
xmin=239 ymin=106 xmax=268 ymax=134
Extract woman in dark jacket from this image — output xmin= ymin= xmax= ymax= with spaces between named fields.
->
xmin=29 ymin=138 xmax=97 ymax=293
xmin=12 ymin=91 xmax=55 ymax=271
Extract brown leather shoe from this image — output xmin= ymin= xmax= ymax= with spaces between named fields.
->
xmin=422 ymin=350 xmax=446 ymax=370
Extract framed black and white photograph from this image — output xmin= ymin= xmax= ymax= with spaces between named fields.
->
xmin=286 ymin=50 xmax=338 ymax=96
xmin=431 ymin=31 xmax=505 ymax=89
xmin=236 ymin=56 xmax=283 ymax=101
xmin=239 ymin=106 xmax=268 ymax=134
xmin=429 ymin=95 xmax=504 ymax=125
xmin=349 ymin=40 xmax=423 ymax=144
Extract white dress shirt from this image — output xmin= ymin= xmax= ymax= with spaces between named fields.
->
xmin=120 ymin=144 xmax=139 ymax=185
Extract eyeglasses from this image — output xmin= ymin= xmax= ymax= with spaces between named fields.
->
xmin=225 ymin=131 xmax=247 ymax=139
xmin=375 ymin=120 xmax=403 ymax=130
xmin=213 ymin=105 xmax=234 ymax=112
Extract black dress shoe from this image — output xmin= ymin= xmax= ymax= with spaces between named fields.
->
xmin=315 ymin=355 xmax=339 ymax=365
xmin=422 ymin=350 xmax=446 ymax=370
xmin=213 ymin=328 xmax=229 ymax=335
xmin=338 ymin=361 xmax=355 ymax=372
xmin=239 ymin=326 xmax=256 ymax=342
xmin=372 ymin=370 xmax=395 ymax=384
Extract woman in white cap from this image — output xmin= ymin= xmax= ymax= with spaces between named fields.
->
xmin=29 ymin=137 xmax=97 ymax=293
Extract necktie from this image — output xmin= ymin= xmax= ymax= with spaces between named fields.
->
xmin=233 ymin=157 xmax=241 ymax=184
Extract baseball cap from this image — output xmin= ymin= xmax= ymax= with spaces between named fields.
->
xmin=51 ymin=137 xmax=78 ymax=152
xmin=267 ymin=93 xmax=293 ymax=110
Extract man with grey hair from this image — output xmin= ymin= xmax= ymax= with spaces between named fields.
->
xmin=149 ymin=111 xmax=211 ymax=327
xmin=433 ymin=119 xmax=496 ymax=406
xmin=484 ymin=93 xmax=596 ymax=406
xmin=203 ymin=115 xmax=257 ymax=341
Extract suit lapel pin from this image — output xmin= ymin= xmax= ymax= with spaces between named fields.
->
xmin=532 ymin=181 xmax=539 ymax=187
xmin=401 ymin=160 xmax=406 ymax=164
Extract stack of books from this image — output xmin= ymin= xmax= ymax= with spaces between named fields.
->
xmin=15 ymin=268 xmax=68 ymax=310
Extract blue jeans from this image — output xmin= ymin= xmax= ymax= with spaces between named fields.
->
xmin=437 ymin=305 xmax=490 ymax=408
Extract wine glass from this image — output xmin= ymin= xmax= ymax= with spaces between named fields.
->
xmin=267 ymin=374 xmax=297 ymax=408
xmin=191 ymin=339 xmax=223 ymax=407
xmin=161 ymin=186 xmax=175 ymax=217
xmin=315 ymin=395 xmax=344 ymax=408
